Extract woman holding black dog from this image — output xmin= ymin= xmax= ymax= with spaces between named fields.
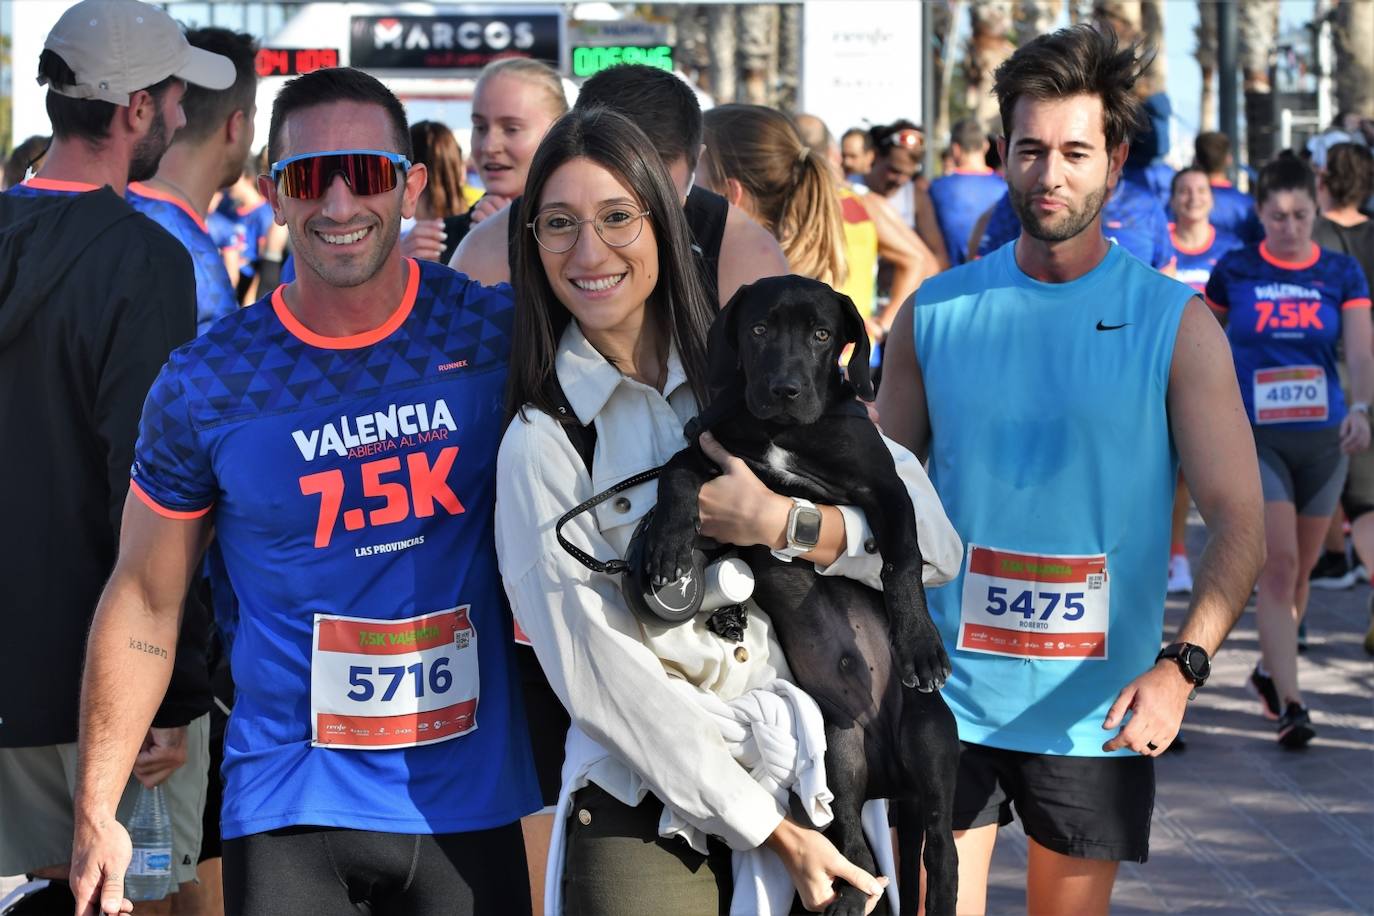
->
xmin=495 ymin=106 xmax=960 ymax=915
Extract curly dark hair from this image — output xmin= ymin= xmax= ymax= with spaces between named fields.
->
xmin=992 ymin=24 xmax=1151 ymax=151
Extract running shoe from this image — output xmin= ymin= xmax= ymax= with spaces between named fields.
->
xmin=1277 ymin=702 xmax=1316 ymax=749
xmin=1308 ymin=550 xmax=1357 ymax=590
xmin=1249 ymin=665 xmax=1281 ymax=720
xmin=1167 ymin=554 xmax=1193 ymax=594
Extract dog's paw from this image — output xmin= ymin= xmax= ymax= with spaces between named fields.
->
xmin=892 ymin=616 xmax=952 ymax=693
xmin=823 ymin=884 xmax=874 ymax=916
xmin=643 ymin=511 xmax=700 ymax=589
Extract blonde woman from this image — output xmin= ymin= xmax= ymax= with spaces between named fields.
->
xmin=699 ymin=104 xmax=848 ymax=289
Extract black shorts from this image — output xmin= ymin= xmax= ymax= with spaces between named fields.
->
xmin=1253 ymin=425 xmax=1348 ymax=516
xmin=951 ymin=741 xmax=1155 ymax=863
xmin=223 ymin=822 xmax=529 ymax=916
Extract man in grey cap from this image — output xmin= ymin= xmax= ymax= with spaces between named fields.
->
xmin=0 ymin=2 xmax=233 ymax=913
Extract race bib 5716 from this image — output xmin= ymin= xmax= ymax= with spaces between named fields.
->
xmin=958 ymin=545 xmax=1109 ymax=660
xmin=311 ymin=606 xmax=478 ymax=749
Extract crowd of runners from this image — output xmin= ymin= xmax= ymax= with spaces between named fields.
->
xmin=2 ymin=1 xmax=1373 ymax=915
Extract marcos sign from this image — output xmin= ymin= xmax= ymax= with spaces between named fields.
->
xmin=350 ymin=14 xmax=561 ymax=71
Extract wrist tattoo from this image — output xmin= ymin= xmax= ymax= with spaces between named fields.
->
xmin=128 ymin=637 xmax=168 ymax=659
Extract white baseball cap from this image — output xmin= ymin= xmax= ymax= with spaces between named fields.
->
xmin=39 ymin=0 xmax=235 ymax=106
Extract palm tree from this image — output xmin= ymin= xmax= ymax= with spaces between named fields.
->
xmin=1238 ymin=0 xmax=1279 ymax=166
xmin=965 ymin=0 xmax=1015 ymax=129
xmin=1014 ymin=0 xmax=1063 ymax=44
xmin=1196 ymin=1 xmax=1218 ymax=132
xmin=1332 ymin=0 xmax=1374 ymax=121
xmin=1088 ymin=1 xmax=1166 ymax=91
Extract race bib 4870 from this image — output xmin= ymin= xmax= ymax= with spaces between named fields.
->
xmin=1254 ymin=366 xmax=1328 ymax=424
xmin=958 ymin=545 xmax=1109 ymax=660
xmin=311 ymin=606 xmax=478 ymax=749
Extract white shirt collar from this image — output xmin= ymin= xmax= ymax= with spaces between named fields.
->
xmin=555 ymin=321 xmax=690 ymax=425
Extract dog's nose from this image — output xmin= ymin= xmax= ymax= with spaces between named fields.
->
xmin=770 ymin=381 xmax=801 ymax=400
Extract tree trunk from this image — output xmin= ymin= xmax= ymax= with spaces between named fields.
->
xmin=736 ymin=4 xmax=779 ymax=106
xmin=1239 ymin=0 xmax=1279 ymax=167
xmin=1333 ymin=0 xmax=1374 ymax=118
xmin=776 ymin=4 xmax=802 ymax=114
xmin=707 ymin=4 xmax=738 ymax=104
xmin=934 ymin=1 xmax=959 ymax=145
xmin=1196 ymin=0 xmax=1219 ymax=131
xmin=1013 ymin=0 xmax=1062 ymax=45
xmin=965 ymin=0 xmax=1016 ymax=129
xmin=1140 ymin=0 xmax=1166 ymax=93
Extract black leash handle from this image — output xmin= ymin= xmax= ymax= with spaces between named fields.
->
xmin=555 ymin=466 xmax=663 ymax=574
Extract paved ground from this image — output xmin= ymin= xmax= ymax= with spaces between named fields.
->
xmin=984 ymin=516 xmax=1374 ymax=915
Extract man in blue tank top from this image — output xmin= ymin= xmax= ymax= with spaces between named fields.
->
xmin=70 ymin=68 xmax=539 ymax=916
xmin=877 ymin=27 xmax=1264 ymax=915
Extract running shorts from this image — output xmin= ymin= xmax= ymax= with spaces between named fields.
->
xmin=0 ymin=713 xmax=210 ymax=883
xmin=1253 ymin=425 xmax=1348 ymax=516
xmin=951 ymin=741 xmax=1155 ymax=863
xmin=223 ymin=822 xmax=529 ymax=916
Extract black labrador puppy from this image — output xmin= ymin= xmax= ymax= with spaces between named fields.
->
xmin=646 ymin=275 xmax=959 ymax=916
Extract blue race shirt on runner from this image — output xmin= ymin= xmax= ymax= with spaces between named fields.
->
xmin=126 ymin=182 xmax=239 ymax=334
xmin=1207 ymin=241 xmax=1371 ymax=430
xmin=1171 ymin=224 xmax=1243 ymax=293
xmin=914 ymin=241 xmax=1195 ymax=756
xmin=129 ymin=258 xmax=539 ymax=838
xmin=977 ymin=185 xmax=1176 ymax=271
xmin=1206 ymin=180 xmax=1264 ymax=243
xmin=929 ymin=169 xmax=1006 ymax=266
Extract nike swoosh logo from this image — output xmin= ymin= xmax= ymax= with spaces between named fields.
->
xmin=1096 ymin=320 xmax=1129 ymax=331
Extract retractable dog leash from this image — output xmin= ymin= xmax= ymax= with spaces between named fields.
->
xmin=554 ymin=467 xmax=754 ymax=630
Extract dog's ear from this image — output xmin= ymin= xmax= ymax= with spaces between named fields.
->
xmin=706 ymin=283 xmax=750 ymax=396
xmin=834 ymin=289 xmax=874 ymax=401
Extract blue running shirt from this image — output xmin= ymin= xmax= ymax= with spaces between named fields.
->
xmin=1207 ymin=242 xmax=1371 ymax=430
xmin=216 ymin=197 xmax=275 ymax=278
xmin=126 ymin=182 xmax=238 ymax=334
xmin=977 ymin=184 xmax=1176 ymax=271
xmin=130 ymin=258 xmax=539 ymax=837
xmin=915 ymin=242 xmax=1195 ymax=755
xmin=1207 ymin=181 xmax=1264 ymax=243
xmin=1171 ymin=224 xmax=1243 ymax=293
xmin=929 ymin=169 xmax=1006 ymax=266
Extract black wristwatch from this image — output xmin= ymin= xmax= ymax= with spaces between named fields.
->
xmin=1156 ymin=642 xmax=1211 ymax=695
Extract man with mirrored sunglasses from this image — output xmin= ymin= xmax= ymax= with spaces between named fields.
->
xmin=72 ymin=66 xmax=539 ymax=916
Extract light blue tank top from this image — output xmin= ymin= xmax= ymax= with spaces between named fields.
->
xmin=915 ymin=240 xmax=1195 ymax=756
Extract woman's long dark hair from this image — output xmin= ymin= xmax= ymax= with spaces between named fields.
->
xmin=505 ymin=106 xmax=717 ymax=425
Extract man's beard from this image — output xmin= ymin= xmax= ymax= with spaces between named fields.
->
xmin=128 ymin=107 xmax=171 ymax=183
xmin=1010 ymin=180 xmax=1108 ymax=243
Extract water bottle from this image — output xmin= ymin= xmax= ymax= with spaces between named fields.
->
xmin=124 ymin=783 xmax=173 ymax=901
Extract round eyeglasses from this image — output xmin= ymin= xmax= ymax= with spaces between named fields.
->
xmin=529 ymin=204 xmax=650 ymax=254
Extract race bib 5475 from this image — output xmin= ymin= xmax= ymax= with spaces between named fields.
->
xmin=958 ymin=545 xmax=1109 ymax=660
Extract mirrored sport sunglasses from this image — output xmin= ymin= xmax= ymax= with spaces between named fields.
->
xmin=271 ymin=149 xmax=412 ymax=200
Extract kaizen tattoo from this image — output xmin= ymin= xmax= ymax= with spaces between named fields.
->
xmin=128 ymin=637 xmax=168 ymax=659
